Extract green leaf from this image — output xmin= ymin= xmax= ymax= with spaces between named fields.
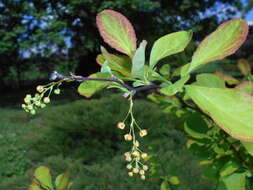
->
xmin=184 ymin=112 xmax=209 ymax=139
xmin=159 ymin=64 xmax=170 ymax=77
xmin=149 ymin=30 xmax=192 ymax=68
xmin=217 ymin=172 xmax=246 ymax=190
xmin=131 ymin=40 xmax=147 ymax=79
xmin=34 ymin=166 xmax=53 ymax=190
xmin=236 ymin=81 xmax=253 ymax=95
xmin=78 ymin=72 xmax=111 ymax=98
xmin=182 ymin=19 xmax=248 ymax=75
xmin=96 ymin=10 xmax=136 ymax=56
xmin=100 ymin=61 xmax=112 ymax=74
xmin=241 ymin=141 xmax=253 ymax=156
xmin=186 ymin=85 xmax=253 ymax=141
xmin=55 ymin=172 xmax=70 ymax=190
xmin=160 ymin=75 xmax=190 ymax=96
xmin=219 ymin=160 xmax=240 ymax=177
xmin=28 ymin=183 xmax=41 ymax=190
xmin=160 ymin=181 xmax=171 ymax=190
xmin=238 ymin=59 xmax=251 ymax=76
xmin=195 ymin=73 xmax=225 ymax=88
xmin=215 ymin=71 xmax=240 ymax=85
xmin=96 ymin=52 xmax=132 ymax=77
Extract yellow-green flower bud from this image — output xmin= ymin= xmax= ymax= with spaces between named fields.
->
xmin=30 ymin=110 xmax=36 ymax=115
xmin=54 ymin=89 xmax=61 ymax=94
xmin=126 ymin=164 xmax=132 ymax=170
xmin=41 ymin=103 xmax=46 ymax=108
xmin=117 ymin=122 xmax=125 ymax=129
xmin=128 ymin=172 xmax=133 ymax=177
xmin=43 ymin=97 xmax=50 ymax=104
xmin=139 ymin=170 xmax=145 ymax=175
xmin=143 ymin=165 xmax=148 ymax=171
xmin=132 ymin=150 xmax=140 ymax=157
xmin=133 ymin=168 xmax=139 ymax=174
xmin=141 ymin=153 xmax=148 ymax=159
xmin=141 ymin=175 xmax=145 ymax=180
xmin=139 ymin=129 xmax=148 ymax=137
xmin=124 ymin=134 xmax=132 ymax=141
xmin=36 ymin=85 xmax=44 ymax=93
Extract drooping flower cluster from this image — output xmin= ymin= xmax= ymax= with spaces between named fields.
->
xmin=22 ymin=83 xmax=61 ymax=114
xmin=117 ymin=96 xmax=149 ymax=180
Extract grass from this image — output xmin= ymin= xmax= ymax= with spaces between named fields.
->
xmin=0 ymin=95 xmax=214 ymax=190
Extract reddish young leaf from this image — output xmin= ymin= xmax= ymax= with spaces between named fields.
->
xmin=96 ymin=10 xmax=137 ymax=57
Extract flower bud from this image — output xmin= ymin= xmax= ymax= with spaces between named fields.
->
xmin=43 ymin=97 xmax=50 ymax=104
xmin=125 ymin=156 xmax=132 ymax=162
xmin=27 ymin=105 xmax=33 ymax=110
xmin=143 ymin=165 xmax=148 ymax=171
xmin=132 ymin=150 xmax=140 ymax=157
xmin=41 ymin=103 xmax=46 ymax=108
xmin=124 ymin=134 xmax=132 ymax=141
xmin=141 ymin=175 xmax=145 ymax=180
xmin=126 ymin=164 xmax=132 ymax=170
xmin=124 ymin=152 xmax=130 ymax=157
xmin=35 ymin=101 xmax=41 ymax=106
xmin=139 ymin=129 xmax=148 ymax=137
xmin=128 ymin=172 xmax=133 ymax=177
xmin=36 ymin=85 xmax=44 ymax=93
xmin=139 ymin=170 xmax=145 ymax=175
xmin=141 ymin=153 xmax=148 ymax=159
xmin=30 ymin=110 xmax=36 ymax=115
xmin=117 ymin=122 xmax=125 ymax=129
xmin=54 ymin=89 xmax=61 ymax=94
xmin=133 ymin=168 xmax=139 ymax=174
xmin=21 ymin=104 xmax=26 ymax=109
xmin=133 ymin=140 xmax=139 ymax=147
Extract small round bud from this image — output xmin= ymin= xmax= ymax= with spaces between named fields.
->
xmin=24 ymin=97 xmax=30 ymax=103
xmin=126 ymin=164 xmax=132 ymax=170
xmin=41 ymin=103 xmax=46 ymax=108
xmin=27 ymin=105 xmax=33 ymax=110
xmin=143 ymin=165 xmax=148 ymax=171
xmin=117 ymin=122 xmax=125 ymax=129
xmin=133 ymin=140 xmax=139 ymax=147
xmin=128 ymin=172 xmax=133 ymax=177
xmin=25 ymin=94 xmax=32 ymax=99
xmin=54 ymin=89 xmax=61 ymax=94
xmin=36 ymin=85 xmax=44 ymax=93
xmin=30 ymin=110 xmax=36 ymax=115
xmin=21 ymin=104 xmax=26 ymax=109
xmin=124 ymin=134 xmax=132 ymax=141
xmin=125 ymin=156 xmax=132 ymax=162
xmin=35 ymin=101 xmax=41 ymax=106
xmin=139 ymin=129 xmax=148 ymax=137
xmin=133 ymin=168 xmax=139 ymax=174
xmin=43 ymin=97 xmax=50 ymax=104
xmin=141 ymin=175 xmax=145 ymax=180
xmin=132 ymin=150 xmax=140 ymax=157
xmin=141 ymin=153 xmax=148 ymax=159
xmin=139 ymin=170 xmax=145 ymax=175
xmin=124 ymin=152 xmax=130 ymax=157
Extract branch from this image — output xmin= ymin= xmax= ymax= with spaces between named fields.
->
xmin=50 ymin=71 xmax=159 ymax=94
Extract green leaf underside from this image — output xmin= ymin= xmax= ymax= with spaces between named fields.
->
xmin=149 ymin=30 xmax=192 ymax=68
xmin=184 ymin=112 xmax=209 ymax=139
xmin=219 ymin=160 xmax=240 ymax=177
xmin=96 ymin=53 xmax=131 ymax=77
xmin=55 ymin=172 xmax=70 ymax=190
xmin=183 ymin=19 xmax=248 ymax=75
xmin=186 ymin=85 xmax=253 ymax=142
xmin=195 ymin=73 xmax=225 ymax=88
xmin=78 ymin=72 xmax=111 ymax=98
xmin=160 ymin=75 xmax=190 ymax=96
xmin=34 ymin=166 xmax=53 ymax=190
xmin=131 ymin=40 xmax=147 ymax=79
xmin=217 ymin=172 xmax=246 ymax=190
xmin=96 ymin=9 xmax=136 ymax=56
xmin=28 ymin=183 xmax=41 ymax=190
xmin=241 ymin=141 xmax=253 ymax=156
